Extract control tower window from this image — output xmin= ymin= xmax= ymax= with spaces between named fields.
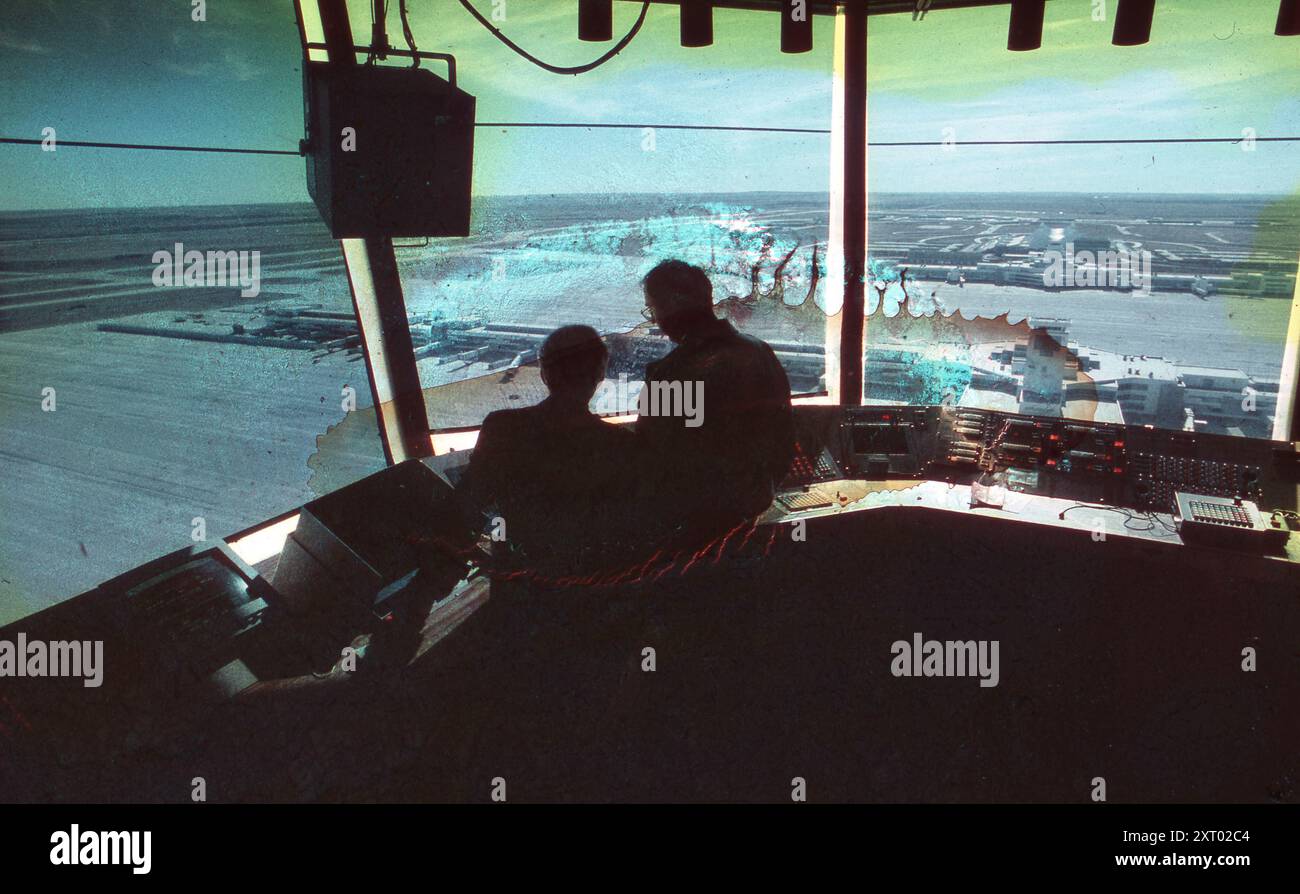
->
xmin=0 ymin=5 xmax=387 ymax=621
xmin=862 ymin=3 xmax=1300 ymax=440
xmin=389 ymin=4 xmax=837 ymax=431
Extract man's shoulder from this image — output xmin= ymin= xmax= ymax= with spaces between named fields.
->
xmin=730 ymin=329 xmax=777 ymax=356
xmin=488 ymin=404 xmax=633 ymax=440
xmin=647 ymin=322 xmax=783 ymax=379
xmin=700 ymin=321 xmax=775 ymax=358
xmin=480 ymin=406 xmax=527 ymax=428
xmin=478 ymin=405 xmax=544 ymax=439
xmin=705 ymin=328 xmax=782 ymax=375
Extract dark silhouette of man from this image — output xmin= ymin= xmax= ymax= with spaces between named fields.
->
xmin=367 ymin=327 xmax=632 ymax=673
xmin=637 ymin=259 xmax=795 ymax=541
xmin=458 ymin=324 xmax=633 ymax=573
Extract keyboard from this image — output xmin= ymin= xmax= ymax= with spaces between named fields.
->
xmin=778 ymin=491 xmax=835 ymax=512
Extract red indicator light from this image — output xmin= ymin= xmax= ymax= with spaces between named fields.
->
xmin=1046 ymin=459 xmax=1056 ymax=467
xmin=1113 ymin=440 xmax=1125 ymax=448
xmin=1049 ymin=433 xmax=1059 ymax=441
xmin=1113 ymin=467 xmax=1124 ymax=474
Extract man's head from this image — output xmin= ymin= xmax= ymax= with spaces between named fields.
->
xmin=642 ymin=259 xmax=716 ymax=342
xmin=540 ymin=324 xmax=608 ymax=404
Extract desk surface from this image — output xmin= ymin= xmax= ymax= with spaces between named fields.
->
xmin=764 ymin=479 xmax=1300 ymax=564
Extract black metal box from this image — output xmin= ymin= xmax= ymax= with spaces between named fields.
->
xmin=304 ymin=62 xmax=475 ymax=238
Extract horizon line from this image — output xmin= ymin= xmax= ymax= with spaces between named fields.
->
xmin=3 ymin=190 xmax=1296 ymax=215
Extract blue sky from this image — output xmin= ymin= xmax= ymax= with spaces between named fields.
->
xmin=0 ymin=0 xmax=1297 ymax=209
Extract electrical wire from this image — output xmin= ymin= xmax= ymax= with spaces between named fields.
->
xmin=1058 ymin=503 xmax=1179 ymax=535
xmin=480 ymin=120 xmax=832 ymax=132
xmin=456 ymin=0 xmax=651 ymax=75
xmin=476 ymin=121 xmax=830 ymax=133
xmin=1273 ymin=508 xmax=1300 ymax=530
xmin=400 ymin=0 xmax=420 ymax=67
xmin=8 ymin=132 xmax=1300 ymax=156
xmin=0 ymin=137 xmax=301 ymax=155
xmin=872 ymin=136 xmax=1300 ymax=147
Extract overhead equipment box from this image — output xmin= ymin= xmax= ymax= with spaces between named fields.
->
xmin=303 ymin=62 xmax=475 ymax=238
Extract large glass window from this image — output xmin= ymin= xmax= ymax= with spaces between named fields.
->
xmin=383 ymin=3 xmax=837 ymax=431
xmin=863 ymin=1 xmax=1300 ymax=438
xmin=0 ymin=3 xmax=386 ymax=621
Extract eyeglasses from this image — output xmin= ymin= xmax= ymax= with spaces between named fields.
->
xmin=640 ymin=306 xmax=656 ymax=323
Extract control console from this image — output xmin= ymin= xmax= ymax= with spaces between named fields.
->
xmin=783 ymin=403 xmax=1297 ymax=515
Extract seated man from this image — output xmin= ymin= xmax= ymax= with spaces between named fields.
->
xmin=636 ymin=259 xmax=796 ymax=542
xmin=457 ymin=324 xmax=634 ymax=574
